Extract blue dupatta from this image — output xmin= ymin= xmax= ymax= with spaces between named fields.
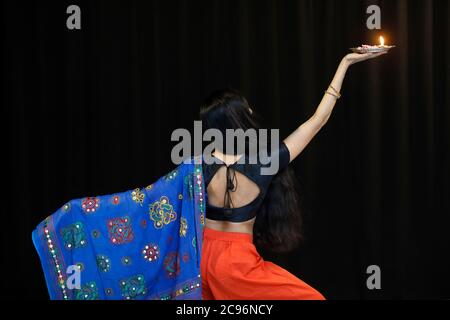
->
xmin=32 ymin=160 xmax=206 ymax=300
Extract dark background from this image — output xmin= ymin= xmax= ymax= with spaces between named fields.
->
xmin=2 ymin=0 xmax=449 ymax=299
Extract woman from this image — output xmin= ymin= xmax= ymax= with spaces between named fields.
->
xmin=199 ymin=51 xmax=387 ymax=300
xmin=32 ymin=51 xmax=386 ymax=300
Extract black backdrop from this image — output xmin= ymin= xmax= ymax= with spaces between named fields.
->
xmin=2 ymin=0 xmax=449 ymax=299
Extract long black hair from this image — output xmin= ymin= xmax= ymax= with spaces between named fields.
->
xmin=200 ymin=87 xmax=303 ymax=252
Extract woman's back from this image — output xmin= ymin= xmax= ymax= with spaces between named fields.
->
xmin=204 ymin=151 xmax=260 ymax=234
xmin=203 ymin=142 xmax=291 ymax=234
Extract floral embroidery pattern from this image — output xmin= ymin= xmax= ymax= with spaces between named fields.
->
xmin=33 ymin=162 xmax=206 ymax=300
xmin=163 ymin=252 xmax=180 ymax=278
xmin=164 ymin=169 xmax=178 ymax=181
xmin=91 ymin=229 xmax=100 ymax=238
xmin=179 ymin=217 xmax=188 ymax=237
xmin=142 ymin=243 xmax=160 ymax=262
xmin=149 ymin=196 xmax=177 ymax=229
xmin=192 ymin=237 xmax=197 ymax=252
xmin=75 ymin=282 xmax=99 ymax=300
xmin=157 ymin=276 xmax=201 ymax=300
xmin=81 ymin=197 xmax=100 ymax=214
xmin=96 ymin=255 xmax=111 ymax=272
xmin=184 ymin=175 xmax=194 ymax=200
xmin=107 ymin=216 xmax=134 ymax=245
xmin=119 ymin=275 xmax=146 ymax=300
xmin=112 ymin=195 xmax=120 ymax=205
xmin=61 ymin=203 xmax=71 ymax=212
xmin=105 ymin=288 xmax=113 ymax=296
xmin=61 ymin=222 xmax=87 ymax=250
xmin=131 ymin=188 xmax=145 ymax=206
xmin=76 ymin=263 xmax=84 ymax=271
xmin=121 ymin=256 xmax=132 ymax=266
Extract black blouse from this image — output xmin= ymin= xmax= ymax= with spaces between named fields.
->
xmin=202 ymin=142 xmax=291 ymax=222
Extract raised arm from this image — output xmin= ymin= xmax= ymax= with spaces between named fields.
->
xmin=283 ymin=52 xmax=387 ymax=162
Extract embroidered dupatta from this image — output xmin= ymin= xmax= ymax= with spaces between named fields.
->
xmin=32 ymin=161 xmax=205 ymax=300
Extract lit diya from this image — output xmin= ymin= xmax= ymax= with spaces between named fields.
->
xmin=350 ymin=36 xmax=395 ymax=53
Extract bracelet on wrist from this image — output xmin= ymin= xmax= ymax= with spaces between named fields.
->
xmin=325 ymin=85 xmax=341 ymax=99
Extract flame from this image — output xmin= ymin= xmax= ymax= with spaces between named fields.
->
xmin=379 ymin=36 xmax=385 ymax=46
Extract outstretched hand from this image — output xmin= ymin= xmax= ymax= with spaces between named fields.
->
xmin=283 ymin=49 xmax=388 ymax=164
xmin=343 ymin=51 xmax=388 ymax=66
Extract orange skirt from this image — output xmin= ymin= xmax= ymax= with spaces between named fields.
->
xmin=201 ymin=227 xmax=325 ymax=300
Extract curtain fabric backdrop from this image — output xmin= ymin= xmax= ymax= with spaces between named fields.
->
xmin=2 ymin=0 xmax=449 ymax=299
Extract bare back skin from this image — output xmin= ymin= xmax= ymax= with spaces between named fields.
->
xmin=205 ymin=150 xmax=260 ymax=235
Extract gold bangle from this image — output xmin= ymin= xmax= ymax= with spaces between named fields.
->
xmin=325 ymin=90 xmax=340 ymax=99
xmin=328 ymin=85 xmax=341 ymax=98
